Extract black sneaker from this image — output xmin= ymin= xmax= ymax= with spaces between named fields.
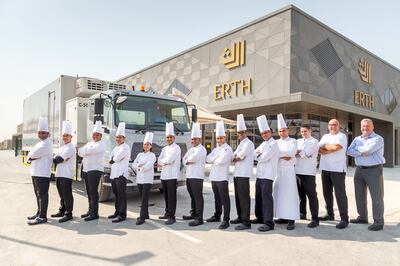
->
xmin=350 ymin=217 xmax=368 ymax=224
xmin=108 ymin=213 xmax=118 ymax=219
xmin=189 ymin=219 xmax=204 ymax=227
xmin=182 ymin=215 xmax=195 ymax=220
xmin=27 ymin=217 xmax=47 ymax=225
xmin=274 ymin=218 xmax=289 ymax=224
xmin=59 ymin=215 xmax=73 ymax=223
xmin=80 ymin=211 xmax=91 ymax=218
xmin=84 ymin=214 xmax=99 ymax=222
xmin=219 ymin=220 xmax=230 ymax=230
xmin=258 ymin=224 xmax=274 ymax=232
xmin=27 ymin=213 xmax=39 ymax=220
xmin=51 ymin=212 xmax=65 ymax=218
xmin=250 ymin=218 xmax=263 ymax=224
xmin=206 ymin=216 xmax=221 ymax=222
xmin=112 ymin=216 xmax=126 ymax=223
xmin=136 ymin=218 xmax=145 ymax=225
xmin=230 ymin=218 xmax=242 ymax=224
xmin=158 ymin=214 xmax=168 ymax=219
xmin=287 ymin=221 xmax=295 ymax=230
xmin=165 ymin=218 xmax=176 ymax=225
xmin=319 ymin=215 xmax=334 ymax=221
xmin=307 ymin=220 xmax=319 ymax=228
xmin=336 ymin=220 xmax=349 ymax=229
xmin=368 ymin=223 xmax=383 ymax=231
xmin=234 ymin=223 xmax=251 ymax=230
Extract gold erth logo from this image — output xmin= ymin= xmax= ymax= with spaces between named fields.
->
xmin=358 ymin=59 xmax=372 ymax=84
xmin=221 ymin=40 xmax=246 ymax=69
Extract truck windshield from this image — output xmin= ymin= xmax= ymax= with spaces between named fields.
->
xmin=114 ymin=95 xmax=190 ymax=131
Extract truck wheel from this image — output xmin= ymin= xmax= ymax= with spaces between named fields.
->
xmin=98 ymin=174 xmax=113 ymax=202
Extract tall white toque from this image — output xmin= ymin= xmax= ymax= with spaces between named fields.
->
xmin=215 ymin=120 xmax=226 ymax=137
xmin=116 ymin=122 xmax=126 ymax=137
xmin=236 ymin=114 xmax=247 ymax=132
xmin=256 ymin=115 xmax=270 ymax=133
xmin=37 ymin=117 xmax=49 ymax=132
xmin=277 ymin=113 xmax=288 ymax=129
xmin=62 ymin=120 xmax=73 ymax=135
xmin=165 ymin=122 xmax=175 ymax=136
xmin=144 ymin=132 xmax=154 ymax=144
xmin=191 ymin=122 xmax=201 ymax=138
xmin=93 ymin=120 xmax=104 ymax=134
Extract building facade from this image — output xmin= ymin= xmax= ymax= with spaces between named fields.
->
xmin=116 ymin=5 xmax=400 ymax=166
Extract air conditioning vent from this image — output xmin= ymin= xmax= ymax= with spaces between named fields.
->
xmin=108 ymin=83 xmax=126 ymax=90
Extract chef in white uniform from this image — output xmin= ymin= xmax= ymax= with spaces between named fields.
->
xmin=206 ymin=121 xmax=233 ymax=230
xmin=51 ymin=121 xmax=76 ymax=223
xmin=231 ymin=114 xmax=254 ymax=230
xmin=27 ymin=117 xmax=53 ymax=225
xmin=132 ymin=132 xmax=156 ymax=225
xmin=78 ymin=120 xmax=106 ymax=221
xmin=108 ymin=122 xmax=131 ymax=223
xmin=182 ymin=122 xmax=207 ymax=227
xmin=274 ymin=113 xmax=299 ymax=230
xmin=295 ymin=124 xmax=320 ymax=228
xmin=252 ymin=115 xmax=279 ymax=232
xmin=157 ymin=122 xmax=181 ymax=225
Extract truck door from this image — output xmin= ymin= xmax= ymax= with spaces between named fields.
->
xmin=48 ymin=91 xmax=56 ymax=143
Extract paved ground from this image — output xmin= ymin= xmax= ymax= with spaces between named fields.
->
xmin=0 ymin=150 xmax=399 ymax=266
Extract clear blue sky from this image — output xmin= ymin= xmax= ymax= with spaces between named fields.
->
xmin=1 ymin=0 xmax=399 ymax=140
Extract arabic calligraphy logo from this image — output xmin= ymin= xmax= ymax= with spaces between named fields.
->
xmin=221 ymin=41 xmax=246 ymax=69
xmin=358 ymin=59 xmax=372 ymax=84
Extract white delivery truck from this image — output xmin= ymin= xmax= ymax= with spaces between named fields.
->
xmin=22 ymin=75 xmax=196 ymax=201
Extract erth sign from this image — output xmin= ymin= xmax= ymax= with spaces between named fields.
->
xmin=214 ymin=78 xmax=252 ymax=100
xmin=354 ymin=90 xmax=374 ymax=109
xmin=358 ymin=59 xmax=372 ymax=84
xmin=220 ymin=41 xmax=246 ymax=70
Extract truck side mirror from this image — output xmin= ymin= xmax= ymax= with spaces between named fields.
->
xmin=94 ymin=98 xmax=104 ymax=115
xmin=191 ymin=108 xmax=197 ymax=123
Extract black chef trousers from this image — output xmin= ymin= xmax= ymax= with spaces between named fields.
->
xmin=87 ymin=170 xmax=103 ymax=216
xmin=186 ymin=178 xmax=204 ymax=221
xmin=56 ymin=176 xmax=74 ymax=215
xmin=211 ymin=180 xmax=230 ymax=221
xmin=254 ymin=178 xmax=274 ymax=227
xmin=138 ymin=183 xmax=151 ymax=219
xmin=321 ymin=170 xmax=348 ymax=221
xmin=81 ymin=171 xmax=92 ymax=213
xmin=111 ymin=176 xmax=127 ymax=218
xmin=32 ymin=176 xmax=51 ymax=218
xmin=233 ymin=176 xmax=251 ymax=225
xmin=161 ymin=179 xmax=177 ymax=219
xmin=296 ymin=174 xmax=319 ymax=221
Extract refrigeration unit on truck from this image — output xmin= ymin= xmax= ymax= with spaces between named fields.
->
xmin=22 ymin=75 xmax=196 ymax=201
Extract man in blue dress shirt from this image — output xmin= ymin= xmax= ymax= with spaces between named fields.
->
xmin=347 ymin=118 xmax=385 ymax=231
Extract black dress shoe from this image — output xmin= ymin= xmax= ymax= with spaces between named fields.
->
xmin=206 ymin=216 xmax=221 ymax=223
xmin=319 ymin=215 xmax=334 ymax=221
xmin=350 ymin=217 xmax=369 ymax=224
xmin=250 ymin=218 xmax=263 ymax=224
xmin=158 ymin=214 xmax=168 ymax=219
xmin=368 ymin=223 xmax=383 ymax=231
xmin=165 ymin=218 xmax=176 ymax=225
xmin=108 ymin=213 xmax=118 ymax=219
xmin=182 ymin=215 xmax=195 ymax=220
xmin=287 ymin=221 xmax=295 ymax=230
xmin=230 ymin=218 xmax=242 ymax=224
xmin=80 ymin=211 xmax=91 ymax=218
xmin=235 ymin=223 xmax=251 ymax=230
xmin=258 ymin=224 xmax=274 ymax=232
xmin=59 ymin=215 xmax=73 ymax=223
xmin=84 ymin=214 xmax=99 ymax=221
xmin=307 ymin=220 xmax=319 ymax=228
xmin=274 ymin=218 xmax=289 ymax=224
xmin=189 ymin=219 xmax=204 ymax=227
xmin=136 ymin=218 xmax=145 ymax=225
xmin=336 ymin=220 xmax=349 ymax=229
xmin=51 ymin=212 xmax=65 ymax=218
xmin=112 ymin=216 xmax=126 ymax=223
xmin=27 ymin=217 xmax=47 ymax=225
xmin=300 ymin=214 xmax=307 ymax=220
xmin=27 ymin=213 xmax=39 ymax=220
xmin=219 ymin=220 xmax=230 ymax=230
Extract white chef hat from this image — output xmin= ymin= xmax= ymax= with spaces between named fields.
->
xmin=236 ymin=114 xmax=247 ymax=132
xmin=144 ymin=132 xmax=154 ymax=144
xmin=215 ymin=120 xmax=226 ymax=137
xmin=93 ymin=120 xmax=104 ymax=134
xmin=191 ymin=122 xmax=201 ymax=139
xmin=277 ymin=113 xmax=287 ymax=129
xmin=116 ymin=122 xmax=126 ymax=137
xmin=62 ymin=120 xmax=73 ymax=136
xmin=256 ymin=115 xmax=270 ymax=133
xmin=165 ymin=122 xmax=174 ymax=136
xmin=37 ymin=117 xmax=49 ymax=132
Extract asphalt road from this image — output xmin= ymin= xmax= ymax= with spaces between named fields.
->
xmin=0 ymin=150 xmax=399 ymax=266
